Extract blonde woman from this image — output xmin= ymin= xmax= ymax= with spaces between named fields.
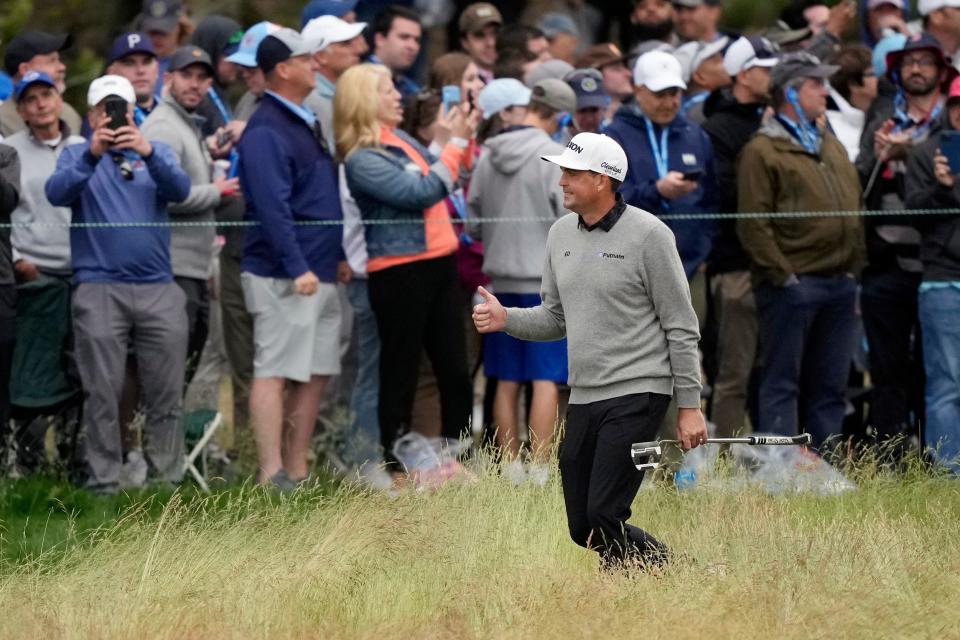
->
xmin=336 ymin=63 xmax=478 ymax=471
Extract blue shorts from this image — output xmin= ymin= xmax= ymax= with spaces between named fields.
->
xmin=484 ymin=293 xmax=568 ymax=383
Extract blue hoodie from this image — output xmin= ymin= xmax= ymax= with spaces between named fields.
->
xmin=46 ymin=143 xmax=190 ymax=284
xmin=604 ymin=103 xmax=718 ymax=279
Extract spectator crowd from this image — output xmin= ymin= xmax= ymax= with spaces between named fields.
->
xmin=2 ymin=0 xmax=960 ymax=494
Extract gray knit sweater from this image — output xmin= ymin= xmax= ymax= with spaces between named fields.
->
xmin=504 ymin=203 xmax=702 ymax=407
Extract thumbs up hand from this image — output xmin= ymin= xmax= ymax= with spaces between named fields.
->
xmin=473 ymin=286 xmax=507 ymax=334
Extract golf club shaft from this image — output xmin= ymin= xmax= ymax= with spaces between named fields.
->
xmin=653 ymin=434 xmax=812 ymax=446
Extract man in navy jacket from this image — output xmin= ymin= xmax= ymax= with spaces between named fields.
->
xmin=45 ymin=74 xmax=190 ymax=495
xmin=604 ymin=50 xmax=718 ymax=281
xmin=237 ymin=28 xmax=347 ymax=490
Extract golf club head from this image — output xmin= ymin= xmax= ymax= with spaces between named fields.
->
xmin=631 ymin=442 xmax=663 ymax=471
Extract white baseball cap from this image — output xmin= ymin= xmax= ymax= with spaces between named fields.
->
xmin=301 ymin=15 xmax=367 ymax=50
xmin=673 ymin=37 xmax=729 ymax=84
xmin=633 ymin=50 xmax=687 ymax=92
xmin=723 ymin=36 xmax=779 ymax=77
xmin=477 ymin=78 xmax=532 ymax=119
xmin=541 ymin=132 xmax=628 ymax=181
xmin=919 ymin=0 xmax=960 ymax=16
xmin=87 ymin=74 xmax=136 ymax=106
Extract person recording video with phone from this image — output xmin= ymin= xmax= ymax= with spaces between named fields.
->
xmin=45 ymin=74 xmax=191 ymax=495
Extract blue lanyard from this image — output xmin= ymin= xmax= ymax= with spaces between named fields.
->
xmin=448 ymin=189 xmax=473 ymax=245
xmin=783 ymin=88 xmax=821 ymax=154
xmin=778 ymin=114 xmax=820 ymax=155
xmin=681 ymin=92 xmax=708 ymax=115
xmin=644 ymin=116 xmax=671 ymax=211
xmin=208 ymin=86 xmax=233 ymax=123
xmin=208 ymin=86 xmax=241 ymax=178
xmin=643 ymin=117 xmax=669 ymax=179
xmin=133 ymin=94 xmax=162 ymax=126
xmin=892 ymin=89 xmax=942 ymax=140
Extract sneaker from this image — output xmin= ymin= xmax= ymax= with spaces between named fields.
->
xmin=265 ymin=469 xmax=297 ymax=494
xmin=355 ymin=461 xmax=395 ymax=492
xmin=526 ymin=463 xmax=551 ymax=486
xmin=503 ymin=459 xmax=526 ymax=485
xmin=119 ymin=449 xmax=148 ymax=489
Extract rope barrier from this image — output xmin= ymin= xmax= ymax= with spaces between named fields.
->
xmin=1 ymin=208 xmax=959 ymax=229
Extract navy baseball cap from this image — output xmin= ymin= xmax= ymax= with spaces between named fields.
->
xmin=13 ymin=70 xmax=56 ymax=102
xmin=301 ymin=0 xmax=359 ymax=28
xmin=565 ymin=68 xmax=609 ymax=110
xmin=141 ymin=0 xmax=182 ymax=33
xmin=107 ymin=32 xmax=157 ymax=65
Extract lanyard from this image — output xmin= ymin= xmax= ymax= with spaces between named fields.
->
xmin=447 ymin=189 xmax=473 ymax=245
xmin=133 ymin=94 xmax=162 ymax=127
xmin=681 ymin=92 xmax=708 ymax=115
xmin=208 ymin=86 xmax=241 ymax=178
xmin=892 ymin=89 xmax=943 ymax=141
xmin=643 ymin=116 xmax=669 ymax=179
xmin=778 ymin=114 xmax=820 ymax=155
xmin=208 ymin=86 xmax=233 ymax=124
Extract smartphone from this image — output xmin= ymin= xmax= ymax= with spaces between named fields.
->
xmin=217 ymin=129 xmax=233 ymax=149
xmin=942 ymin=131 xmax=960 ymax=174
xmin=441 ymin=85 xmax=461 ymax=113
xmin=682 ymin=169 xmax=703 ymax=181
xmin=104 ymin=97 xmax=128 ymax=131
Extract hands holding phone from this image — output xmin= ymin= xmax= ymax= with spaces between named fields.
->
xmin=656 ymin=170 xmax=700 ymax=200
xmin=89 ymin=110 xmax=152 ymax=158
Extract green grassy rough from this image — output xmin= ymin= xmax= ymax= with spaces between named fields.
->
xmin=0 ymin=463 xmax=958 ymax=639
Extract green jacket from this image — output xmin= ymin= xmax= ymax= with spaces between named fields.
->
xmin=736 ymin=117 xmax=865 ymax=286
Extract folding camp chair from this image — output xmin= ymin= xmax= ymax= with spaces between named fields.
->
xmin=183 ymin=410 xmax=224 ymax=493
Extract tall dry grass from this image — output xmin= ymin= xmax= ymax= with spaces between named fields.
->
xmin=0 ymin=458 xmax=958 ymax=639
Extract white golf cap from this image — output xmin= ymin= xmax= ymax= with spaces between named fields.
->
xmin=301 ymin=15 xmax=366 ymax=50
xmin=633 ymin=50 xmax=687 ymax=92
xmin=919 ymin=0 xmax=960 ymax=16
xmin=87 ymin=74 xmax=136 ymax=106
xmin=673 ymin=37 xmax=729 ymax=84
xmin=477 ymin=78 xmax=532 ymax=119
xmin=541 ymin=132 xmax=628 ymax=181
xmin=723 ymin=36 xmax=779 ymax=77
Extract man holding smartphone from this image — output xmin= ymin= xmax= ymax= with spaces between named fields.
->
xmin=45 ymin=74 xmax=191 ymax=495
xmin=604 ymin=50 xmax=718 ymax=282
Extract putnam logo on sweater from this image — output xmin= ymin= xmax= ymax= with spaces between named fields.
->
xmin=597 ymin=251 xmax=625 ymax=260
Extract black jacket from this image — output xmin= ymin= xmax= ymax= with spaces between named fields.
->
xmin=0 ymin=144 xmax=21 ymax=287
xmin=904 ymin=121 xmax=960 ymax=282
xmin=701 ymin=87 xmax=765 ymax=275
xmin=857 ymin=90 xmax=939 ymax=274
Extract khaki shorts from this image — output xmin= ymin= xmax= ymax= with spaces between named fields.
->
xmin=241 ymin=273 xmax=341 ymax=382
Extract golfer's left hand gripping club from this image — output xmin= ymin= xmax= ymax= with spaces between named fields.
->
xmin=630 ymin=434 xmax=813 ymax=471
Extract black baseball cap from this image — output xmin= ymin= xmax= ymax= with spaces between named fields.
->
xmin=167 ymin=45 xmax=215 ymax=75
xmin=141 ymin=0 xmax=182 ymax=34
xmin=4 ymin=31 xmax=72 ymax=77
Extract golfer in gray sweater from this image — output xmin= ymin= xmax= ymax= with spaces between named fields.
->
xmin=473 ymin=132 xmax=707 ymax=569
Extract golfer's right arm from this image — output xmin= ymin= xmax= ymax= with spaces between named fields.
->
xmin=474 ymin=251 xmax=566 ymax=341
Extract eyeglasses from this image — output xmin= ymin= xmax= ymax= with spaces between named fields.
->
xmin=900 ymin=56 xmax=938 ymax=70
